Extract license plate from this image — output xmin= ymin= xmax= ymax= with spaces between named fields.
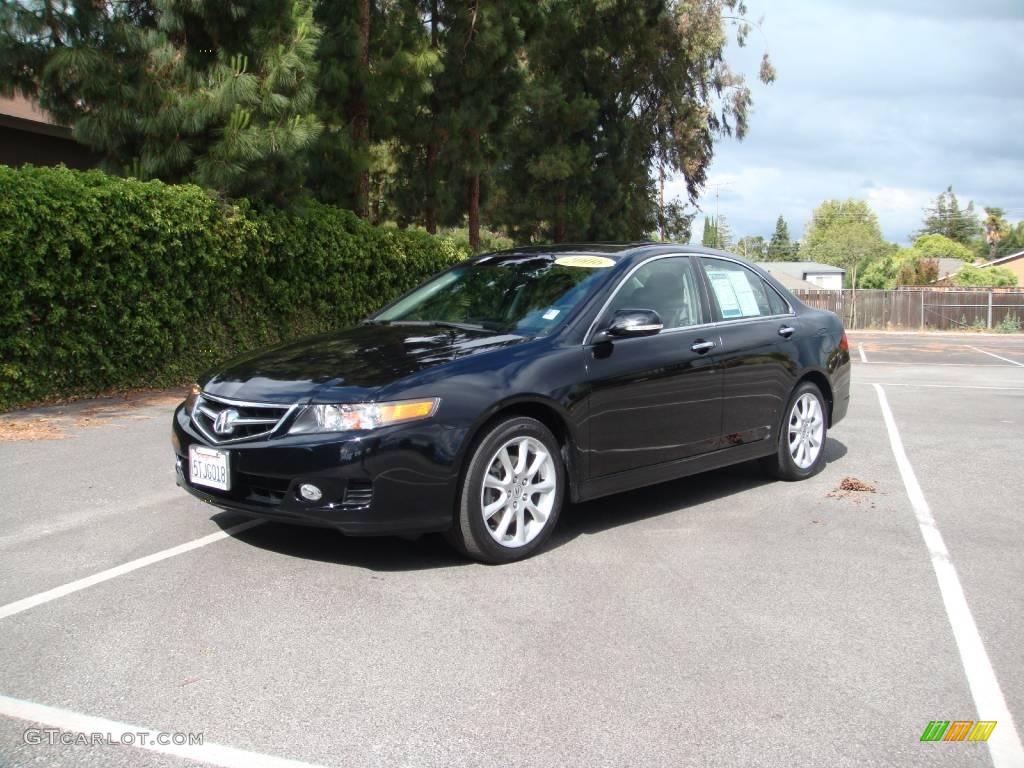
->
xmin=189 ymin=445 xmax=230 ymax=491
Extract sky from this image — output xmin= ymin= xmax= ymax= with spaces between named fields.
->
xmin=665 ymin=0 xmax=1024 ymax=245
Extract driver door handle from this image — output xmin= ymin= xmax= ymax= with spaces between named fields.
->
xmin=691 ymin=340 xmax=715 ymax=353
xmin=778 ymin=325 xmax=795 ymax=339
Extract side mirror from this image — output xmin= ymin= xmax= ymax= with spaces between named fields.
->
xmin=596 ymin=309 xmax=663 ymax=342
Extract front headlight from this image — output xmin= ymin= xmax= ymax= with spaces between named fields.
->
xmin=288 ymin=398 xmax=440 ymax=435
xmin=183 ymin=383 xmax=201 ymax=415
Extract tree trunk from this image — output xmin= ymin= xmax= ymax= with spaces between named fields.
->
xmin=353 ymin=0 xmax=371 ymax=218
xmin=850 ymin=262 xmax=858 ymax=330
xmin=468 ymin=174 xmax=481 ymax=251
xmin=423 ymin=0 xmax=440 ymax=233
xmin=554 ymin=185 xmax=567 ymax=243
xmin=424 ymin=141 xmax=438 ymax=234
xmin=658 ymin=165 xmax=665 ymax=241
xmin=369 ymin=172 xmax=380 ymax=224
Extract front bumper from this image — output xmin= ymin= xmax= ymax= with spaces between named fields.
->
xmin=172 ymin=404 xmax=459 ymax=535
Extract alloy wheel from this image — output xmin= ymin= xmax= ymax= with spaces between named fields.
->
xmin=480 ymin=436 xmax=557 ymax=548
xmin=788 ymin=392 xmax=825 ymax=469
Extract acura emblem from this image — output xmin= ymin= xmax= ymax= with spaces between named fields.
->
xmin=213 ymin=408 xmax=240 ymax=435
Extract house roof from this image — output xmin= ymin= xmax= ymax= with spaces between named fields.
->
xmin=768 ymin=271 xmax=820 ymax=291
xmin=0 ymin=93 xmax=70 ymax=138
xmin=761 ymin=261 xmax=846 ymax=278
xmin=935 ymin=258 xmax=967 ymax=280
xmin=978 ymin=249 xmax=1024 ymax=268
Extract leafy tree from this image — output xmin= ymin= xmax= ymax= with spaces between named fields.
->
xmin=951 ymin=264 xmax=1017 ymax=287
xmin=918 ymin=186 xmax=981 ymax=246
xmin=735 ymin=235 xmax=767 ymax=260
xmin=767 ymin=215 xmax=795 ymax=259
xmin=858 ymin=253 xmax=897 ymax=289
xmin=490 ymin=0 xmax=773 ymax=243
xmin=861 ymin=235 xmax=972 ymax=289
xmin=997 ymin=221 xmax=1024 ymax=256
xmin=896 ymin=257 xmax=938 ymax=287
xmin=802 ymin=199 xmax=890 ymax=290
xmin=658 ymin=198 xmax=697 ymax=242
xmin=910 ymin=233 xmax=974 ymax=262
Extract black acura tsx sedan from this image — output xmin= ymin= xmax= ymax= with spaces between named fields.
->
xmin=172 ymin=243 xmax=850 ymax=563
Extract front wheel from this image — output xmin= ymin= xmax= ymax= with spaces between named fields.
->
xmin=446 ymin=416 xmax=564 ymax=564
xmin=761 ymin=381 xmax=828 ymax=481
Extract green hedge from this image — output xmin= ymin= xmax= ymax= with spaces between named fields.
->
xmin=0 ymin=165 xmax=467 ymax=410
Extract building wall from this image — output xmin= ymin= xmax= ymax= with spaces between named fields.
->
xmin=804 ymin=272 xmax=843 ymax=290
xmin=992 ymin=257 xmax=1024 ymax=286
xmin=0 ymin=125 xmax=100 ymax=170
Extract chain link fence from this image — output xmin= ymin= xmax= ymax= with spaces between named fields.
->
xmin=791 ymin=288 xmax=1024 ymax=331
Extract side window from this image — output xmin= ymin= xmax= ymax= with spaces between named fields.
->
xmin=700 ymin=259 xmax=781 ymax=321
xmin=764 ymin=281 xmax=791 ymax=316
xmin=604 ymin=256 xmax=702 ymax=330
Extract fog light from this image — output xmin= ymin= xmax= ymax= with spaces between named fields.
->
xmin=299 ymin=483 xmax=322 ymax=502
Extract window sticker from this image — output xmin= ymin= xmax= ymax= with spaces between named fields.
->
xmin=542 ymin=308 xmax=560 ymax=320
xmin=706 ymin=270 xmax=743 ymax=318
xmin=554 ymin=255 xmax=615 ymax=268
xmin=726 ymin=270 xmax=762 ymax=317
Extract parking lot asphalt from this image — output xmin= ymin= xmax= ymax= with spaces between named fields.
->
xmin=1 ymin=333 xmax=1022 ymax=768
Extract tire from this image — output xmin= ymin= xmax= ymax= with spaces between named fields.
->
xmin=761 ymin=381 xmax=829 ymax=481
xmin=446 ymin=416 xmax=565 ymax=564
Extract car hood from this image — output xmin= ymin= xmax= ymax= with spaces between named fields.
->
xmin=200 ymin=324 xmax=528 ymax=404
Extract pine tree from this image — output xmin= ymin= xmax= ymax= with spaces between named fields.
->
xmin=702 ymin=217 xmax=717 ymax=248
xmin=715 ymin=216 xmax=734 ymax=250
xmin=3 ymin=0 xmax=322 ymax=203
xmin=489 ymin=0 xmax=773 ymax=243
xmin=768 ymin=215 xmax=793 ymax=260
xmin=308 ymin=0 xmax=437 ymax=217
xmin=918 ymin=186 xmax=982 ymax=246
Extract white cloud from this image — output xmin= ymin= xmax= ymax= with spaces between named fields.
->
xmin=679 ymin=0 xmax=1024 ymax=244
xmin=864 ymin=186 xmax=935 ymax=241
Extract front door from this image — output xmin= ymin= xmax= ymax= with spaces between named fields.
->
xmin=584 ymin=255 xmax=723 ymax=477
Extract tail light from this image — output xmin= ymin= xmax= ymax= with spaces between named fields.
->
xmin=839 ymin=331 xmax=849 ymax=351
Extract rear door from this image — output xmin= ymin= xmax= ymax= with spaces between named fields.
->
xmin=696 ymin=255 xmax=797 ymax=448
xmin=584 ymin=255 xmax=723 ymax=477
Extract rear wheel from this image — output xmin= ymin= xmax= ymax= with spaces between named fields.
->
xmin=447 ymin=416 xmax=564 ymax=564
xmin=762 ymin=381 xmax=828 ymax=481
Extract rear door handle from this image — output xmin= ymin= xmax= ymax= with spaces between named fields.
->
xmin=778 ymin=325 xmax=795 ymax=339
xmin=691 ymin=340 xmax=715 ymax=353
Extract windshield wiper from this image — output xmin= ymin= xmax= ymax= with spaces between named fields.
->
xmin=386 ymin=320 xmax=496 ymax=333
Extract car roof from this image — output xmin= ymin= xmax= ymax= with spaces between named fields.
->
xmin=474 ymin=242 xmax=743 ymax=264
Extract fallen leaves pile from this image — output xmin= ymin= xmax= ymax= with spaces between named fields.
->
xmin=838 ymin=476 xmax=876 ymax=493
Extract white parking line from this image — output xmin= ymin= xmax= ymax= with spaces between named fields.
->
xmin=0 ymin=520 xmax=263 ymax=621
xmin=0 ymin=693 xmax=330 ymax=768
xmin=864 ymin=382 xmax=1024 ymax=391
xmin=858 ymin=344 xmax=868 ymax=363
xmin=873 ymin=384 xmax=1024 ymax=768
xmin=859 ymin=361 xmax=1009 ymax=367
xmin=969 ymin=346 xmax=1024 ymax=368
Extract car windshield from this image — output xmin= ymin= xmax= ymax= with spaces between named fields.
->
xmin=374 ymin=256 xmax=614 ymax=336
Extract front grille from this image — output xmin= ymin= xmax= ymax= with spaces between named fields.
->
xmin=191 ymin=393 xmax=294 ymax=444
